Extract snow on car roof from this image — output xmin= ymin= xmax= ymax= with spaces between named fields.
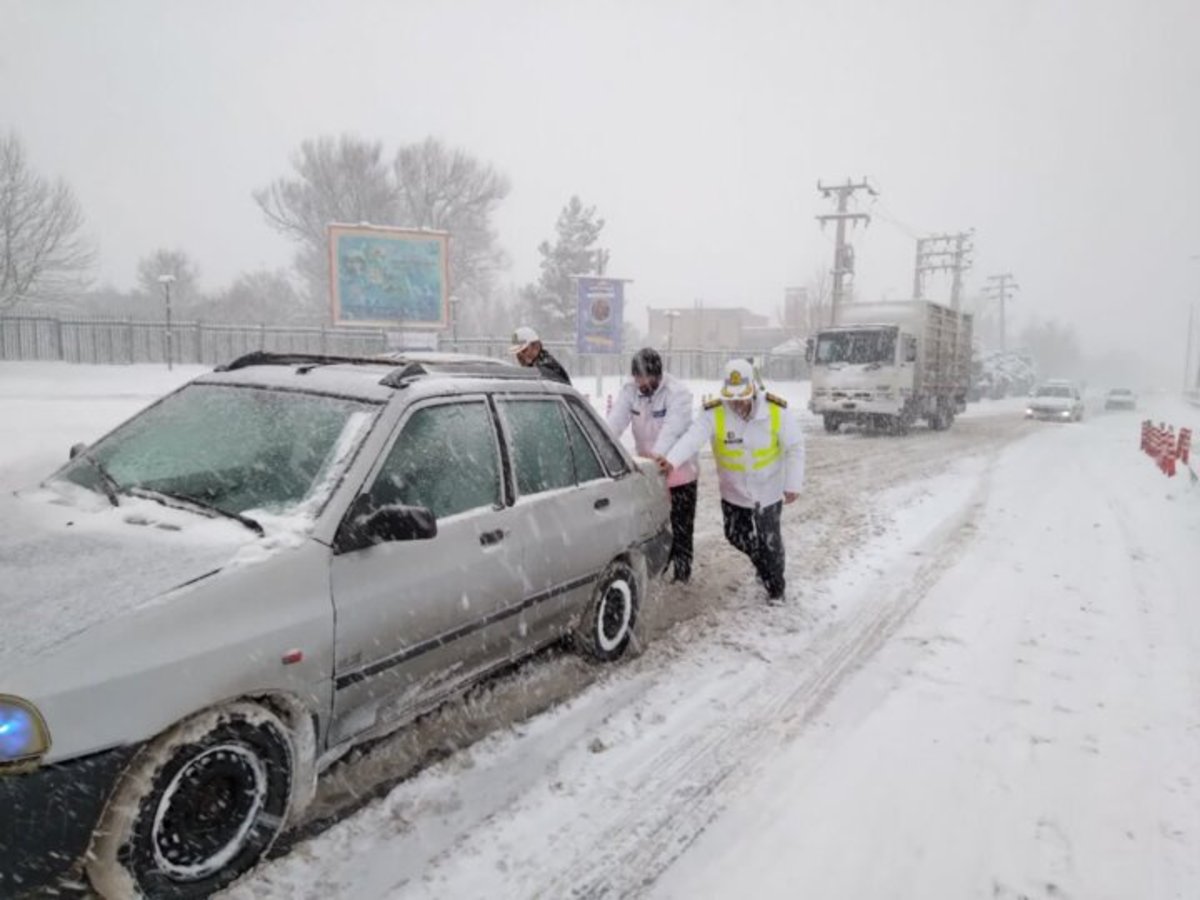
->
xmin=197 ymin=352 xmax=532 ymax=401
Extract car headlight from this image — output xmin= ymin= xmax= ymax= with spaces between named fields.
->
xmin=1025 ymin=408 xmax=1034 ymax=416
xmin=1061 ymin=410 xmax=1071 ymax=417
xmin=0 ymin=695 xmax=51 ymax=770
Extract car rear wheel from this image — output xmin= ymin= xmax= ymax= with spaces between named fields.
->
xmin=87 ymin=702 xmax=293 ymax=899
xmin=575 ymin=561 xmax=639 ymax=662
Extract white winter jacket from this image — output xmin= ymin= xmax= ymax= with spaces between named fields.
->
xmin=665 ymin=393 xmax=805 ymax=508
xmin=607 ymin=374 xmax=698 ymax=487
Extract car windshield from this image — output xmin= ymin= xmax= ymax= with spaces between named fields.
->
xmin=55 ymin=383 xmax=378 ymax=517
xmin=1035 ymin=385 xmax=1073 ymax=398
xmin=815 ymin=329 xmax=897 ymax=365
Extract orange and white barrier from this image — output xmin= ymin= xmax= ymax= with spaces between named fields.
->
xmin=1141 ymin=420 xmax=1196 ymax=480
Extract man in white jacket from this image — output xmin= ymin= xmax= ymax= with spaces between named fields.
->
xmin=659 ymin=358 xmax=804 ymax=602
xmin=608 ymin=348 xmax=699 ymax=583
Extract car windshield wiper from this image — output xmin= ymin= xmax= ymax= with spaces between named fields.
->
xmin=77 ymin=453 xmax=122 ymax=507
xmin=127 ymin=487 xmax=265 ymax=536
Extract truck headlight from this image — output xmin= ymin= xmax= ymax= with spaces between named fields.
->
xmin=0 ymin=695 xmax=51 ymax=769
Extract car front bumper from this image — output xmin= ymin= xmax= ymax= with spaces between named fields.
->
xmin=1026 ymin=409 xmax=1075 ymax=420
xmin=0 ymin=743 xmax=138 ymax=898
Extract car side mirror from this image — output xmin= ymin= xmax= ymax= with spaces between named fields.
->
xmin=905 ymin=338 xmax=917 ymax=363
xmin=69 ymin=442 xmax=87 ymax=460
xmin=335 ymin=495 xmax=437 ymax=553
xmin=804 ymin=337 xmax=814 ymax=364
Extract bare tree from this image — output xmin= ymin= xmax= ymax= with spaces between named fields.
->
xmin=201 ymin=269 xmax=307 ymax=325
xmin=394 ymin=138 xmax=511 ymax=321
xmin=805 ymin=265 xmax=833 ymax=333
xmin=0 ymin=132 xmax=94 ymax=310
xmin=136 ymin=248 xmax=200 ymax=303
xmin=254 ymin=135 xmax=397 ymax=301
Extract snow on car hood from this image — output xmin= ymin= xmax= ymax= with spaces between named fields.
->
xmin=0 ymin=484 xmax=277 ymax=671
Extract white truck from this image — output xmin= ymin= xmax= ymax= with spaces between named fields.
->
xmin=806 ymin=300 xmax=973 ymax=434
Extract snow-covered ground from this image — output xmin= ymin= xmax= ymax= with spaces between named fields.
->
xmin=3 ymin=362 xmax=1198 ymax=899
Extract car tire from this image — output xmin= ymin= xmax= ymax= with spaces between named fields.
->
xmin=822 ymin=415 xmax=839 ymax=434
xmin=87 ymin=702 xmax=294 ymax=900
xmin=575 ymin=561 xmax=639 ymax=663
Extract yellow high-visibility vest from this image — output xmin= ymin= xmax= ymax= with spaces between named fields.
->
xmin=712 ymin=402 xmax=782 ymax=472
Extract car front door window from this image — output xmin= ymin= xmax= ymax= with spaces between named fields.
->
xmin=372 ymin=401 xmax=501 ymax=519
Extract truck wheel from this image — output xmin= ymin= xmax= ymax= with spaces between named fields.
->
xmin=88 ymin=702 xmax=293 ymax=899
xmin=574 ymin=561 xmax=639 ymax=662
xmin=822 ymin=415 xmax=840 ymax=433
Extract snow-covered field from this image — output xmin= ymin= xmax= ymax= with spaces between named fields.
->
xmin=3 ymin=362 xmax=1199 ymax=899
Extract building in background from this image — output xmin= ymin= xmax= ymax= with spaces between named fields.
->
xmin=646 ymin=305 xmax=771 ymax=351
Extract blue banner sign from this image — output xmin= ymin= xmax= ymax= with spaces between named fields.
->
xmin=576 ymin=276 xmax=624 ymax=354
xmin=329 ymin=224 xmax=449 ymax=328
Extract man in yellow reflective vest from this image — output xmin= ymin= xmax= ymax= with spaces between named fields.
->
xmin=657 ymin=359 xmax=805 ymax=603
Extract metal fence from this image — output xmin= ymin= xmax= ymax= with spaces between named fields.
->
xmin=0 ymin=315 xmax=809 ymax=382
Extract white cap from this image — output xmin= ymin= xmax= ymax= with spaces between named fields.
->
xmin=719 ymin=359 xmax=757 ymax=399
xmin=509 ymin=326 xmax=539 ymax=354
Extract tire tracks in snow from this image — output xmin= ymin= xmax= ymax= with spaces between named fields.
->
xmin=535 ymin=461 xmax=995 ymax=899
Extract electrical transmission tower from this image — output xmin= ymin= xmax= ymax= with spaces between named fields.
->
xmin=982 ymin=273 xmax=1019 ymax=352
xmin=912 ymin=230 xmax=973 ymax=309
xmin=816 ymin=178 xmax=876 ymax=324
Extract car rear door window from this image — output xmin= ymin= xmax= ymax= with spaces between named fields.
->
xmin=499 ymin=399 xmax=576 ymax=496
xmin=372 ymin=401 xmax=501 ymax=519
xmin=566 ymin=397 xmax=628 ymax=476
xmin=563 ymin=407 xmax=606 ymax=483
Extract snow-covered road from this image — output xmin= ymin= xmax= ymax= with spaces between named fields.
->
xmin=3 ymin=363 xmax=1197 ymax=899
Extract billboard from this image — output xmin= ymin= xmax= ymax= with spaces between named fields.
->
xmin=328 ymin=224 xmax=449 ymax=329
xmin=576 ymin=276 xmax=625 ymax=354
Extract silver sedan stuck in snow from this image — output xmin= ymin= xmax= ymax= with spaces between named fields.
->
xmin=0 ymin=352 xmax=671 ymax=898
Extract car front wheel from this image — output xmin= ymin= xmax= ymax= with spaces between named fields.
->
xmin=87 ymin=702 xmax=294 ymax=899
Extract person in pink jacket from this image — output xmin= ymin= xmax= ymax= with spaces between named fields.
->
xmin=607 ymin=348 xmax=698 ymax=583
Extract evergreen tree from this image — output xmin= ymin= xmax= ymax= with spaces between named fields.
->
xmin=522 ymin=196 xmax=605 ymax=338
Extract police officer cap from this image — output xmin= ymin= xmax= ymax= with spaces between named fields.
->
xmin=720 ymin=359 xmax=757 ymax=399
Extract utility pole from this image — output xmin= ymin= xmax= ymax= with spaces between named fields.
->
xmin=912 ymin=230 xmax=973 ymax=308
xmin=982 ymin=273 xmax=1019 ymax=352
xmin=816 ymin=178 xmax=876 ymax=324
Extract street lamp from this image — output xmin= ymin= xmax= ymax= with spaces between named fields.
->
xmin=157 ymin=274 xmax=176 ymax=371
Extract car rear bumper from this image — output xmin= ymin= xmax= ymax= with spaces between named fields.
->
xmin=640 ymin=525 xmax=673 ymax=578
xmin=0 ymin=743 xmax=138 ymax=898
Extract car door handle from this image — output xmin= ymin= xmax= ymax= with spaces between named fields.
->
xmin=480 ymin=528 xmax=506 ymax=546
xmin=594 ymin=497 xmax=610 ymax=510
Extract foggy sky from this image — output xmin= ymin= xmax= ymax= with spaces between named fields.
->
xmin=2 ymin=0 xmax=1197 ymax=379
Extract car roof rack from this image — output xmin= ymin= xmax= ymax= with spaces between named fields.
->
xmin=215 ymin=350 xmax=550 ymax=389
xmin=378 ymin=360 xmax=545 ymax=388
xmin=215 ymin=351 xmax=393 ymax=373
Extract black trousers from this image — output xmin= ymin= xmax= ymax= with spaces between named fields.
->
xmin=721 ymin=500 xmax=786 ymax=599
xmin=668 ymin=481 xmax=698 ymax=581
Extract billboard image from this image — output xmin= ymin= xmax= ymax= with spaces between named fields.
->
xmin=328 ymin=224 xmax=449 ymax=328
xmin=576 ymin=276 xmax=626 ymax=354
